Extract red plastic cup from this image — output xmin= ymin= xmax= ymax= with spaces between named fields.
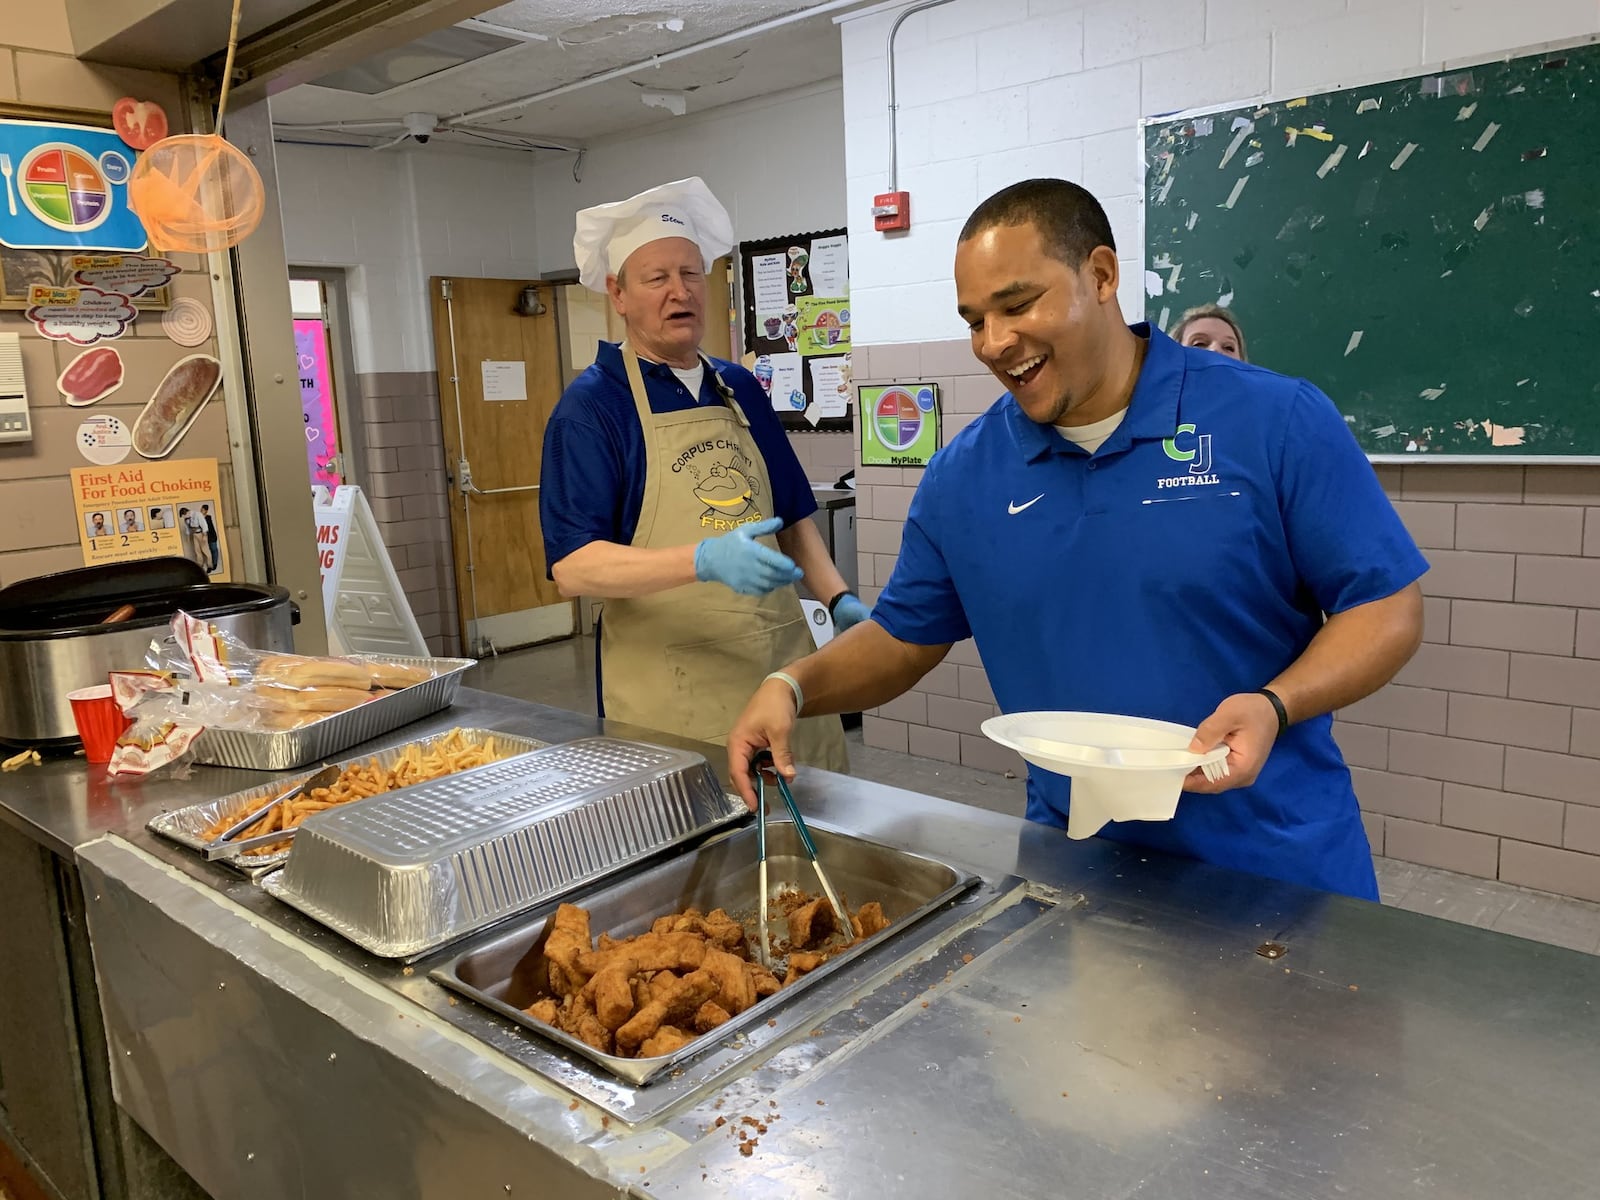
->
xmin=68 ymin=684 xmax=132 ymax=764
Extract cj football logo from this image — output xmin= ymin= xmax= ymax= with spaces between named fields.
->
xmin=1158 ymin=423 xmax=1219 ymax=489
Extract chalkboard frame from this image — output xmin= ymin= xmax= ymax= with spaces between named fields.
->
xmin=1139 ymin=34 xmax=1600 ymax=464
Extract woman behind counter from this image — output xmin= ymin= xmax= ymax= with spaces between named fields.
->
xmin=1171 ymin=304 xmax=1247 ymax=361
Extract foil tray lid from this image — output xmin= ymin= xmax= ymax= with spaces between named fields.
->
xmin=263 ymin=737 xmax=746 ymax=958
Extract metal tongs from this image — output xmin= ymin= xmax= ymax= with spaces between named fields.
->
xmin=204 ymin=763 xmax=340 ymax=861
xmin=751 ymin=751 xmax=852 ymax=969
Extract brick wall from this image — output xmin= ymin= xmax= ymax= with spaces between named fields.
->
xmin=354 ymin=371 xmax=459 ymax=656
xmin=851 ymin=339 xmax=1600 ymax=903
xmin=786 ymin=431 xmax=859 ymax=486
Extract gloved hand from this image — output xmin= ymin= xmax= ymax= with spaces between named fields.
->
xmin=694 ymin=517 xmax=804 ymax=596
xmin=831 ymin=592 xmax=871 ymax=633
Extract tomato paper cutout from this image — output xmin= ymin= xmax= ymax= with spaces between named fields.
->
xmin=112 ymin=98 xmax=169 ymax=152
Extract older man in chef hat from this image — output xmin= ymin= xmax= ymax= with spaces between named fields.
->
xmin=539 ymin=177 xmax=861 ymax=770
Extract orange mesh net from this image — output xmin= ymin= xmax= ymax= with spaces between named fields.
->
xmin=126 ymin=0 xmax=262 ymax=255
xmin=127 ymin=134 xmax=264 ymax=255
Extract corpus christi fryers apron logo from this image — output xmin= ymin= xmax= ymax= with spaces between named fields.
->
xmin=1159 ymin=422 xmax=1219 ymax=488
xmin=673 ymin=441 xmax=766 ymax=528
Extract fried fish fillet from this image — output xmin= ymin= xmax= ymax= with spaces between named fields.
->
xmin=585 ymin=954 xmax=640 ymax=1031
xmin=639 ymin=1025 xmax=696 ymax=1058
xmin=787 ymin=896 xmax=836 ymax=950
xmin=701 ymin=947 xmax=757 ymax=1015
xmin=577 ymin=930 xmax=705 ymax=978
xmin=545 ymin=903 xmax=593 ymax=997
xmin=693 ymin=1001 xmax=732 ymax=1033
xmin=616 ymin=969 xmax=718 ymax=1053
xmin=782 ymin=951 xmax=827 ymax=987
xmin=851 ymin=901 xmax=890 ymax=939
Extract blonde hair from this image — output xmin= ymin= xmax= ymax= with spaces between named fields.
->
xmin=1171 ymin=304 xmax=1248 ymax=362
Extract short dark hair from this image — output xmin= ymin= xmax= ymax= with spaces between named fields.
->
xmin=959 ymin=179 xmax=1116 ymax=266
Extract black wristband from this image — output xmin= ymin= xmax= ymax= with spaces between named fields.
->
xmin=1257 ymin=688 xmax=1289 ymax=737
xmin=827 ymin=590 xmax=855 ymax=616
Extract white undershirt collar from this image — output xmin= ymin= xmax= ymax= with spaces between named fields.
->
xmin=1054 ymin=407 xmax=1128 ymax=455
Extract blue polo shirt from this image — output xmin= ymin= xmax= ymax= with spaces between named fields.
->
xmin=540 ymin=342 xmax=817 ymax=571
xmin=873 ymin=325 xmax=1427 ymax=899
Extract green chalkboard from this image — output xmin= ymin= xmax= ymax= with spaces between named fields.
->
xmin=1143 ymin=41 xmax=1600 ymax=459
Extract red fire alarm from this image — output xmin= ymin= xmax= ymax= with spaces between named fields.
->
xmin=873 ymin=190 xmax=911 ymax=232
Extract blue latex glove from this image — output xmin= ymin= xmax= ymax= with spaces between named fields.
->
xmin=694 ymin=517 xmax=804 ymax=596
xmin=831 ymin=592 xmax=871 ymax=633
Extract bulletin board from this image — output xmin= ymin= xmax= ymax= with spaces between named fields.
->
xmin=738 ymin=228 xmax=853 ymax=433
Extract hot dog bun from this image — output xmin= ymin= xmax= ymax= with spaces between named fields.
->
xmin=256 ymin=655 xmax=373 ymax=690
xmin=256 ymin=708 xmax=324 ymax=731
xmin=367 ymin=661 xmax=433 ymax=689
xmin=251 ymin=684 xmax=373 ymax=713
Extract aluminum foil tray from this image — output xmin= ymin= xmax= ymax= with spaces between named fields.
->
xmin=190 ymin=654 xmax=475 ymax=770
xmin=260 ymin=738 xmax=746 ymax=958
xmin=147 ymin=728 xmax=546 ymax=876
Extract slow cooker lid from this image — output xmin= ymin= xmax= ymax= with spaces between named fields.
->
xmin=0 ymin=558 xmax=207 ymax=612
xmin=0 ymin=581 xmax=292 ymax=639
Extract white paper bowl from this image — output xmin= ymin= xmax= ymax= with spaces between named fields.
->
xmin=981 ymin=711 xmax=1228 ymax=840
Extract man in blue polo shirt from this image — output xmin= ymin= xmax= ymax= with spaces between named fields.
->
xmin=728 ymin=178 xmax=1426 ymax=899
xmin=540 ymin=177 xmax=863 ymax=769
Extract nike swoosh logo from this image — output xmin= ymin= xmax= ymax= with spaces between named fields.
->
xmin=1007 ymin=494 xmax=1044 ymax=514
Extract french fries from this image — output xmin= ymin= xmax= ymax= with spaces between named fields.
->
xmin=201 ymin=728 xmax=504 ymax=852
xmin=2 ymin=748 xmax=42 ymax=771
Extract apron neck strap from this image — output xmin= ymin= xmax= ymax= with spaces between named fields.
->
xmin=620 ymin=341 xmax=750 ymax=429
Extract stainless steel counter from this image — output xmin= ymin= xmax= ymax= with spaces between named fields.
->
xmin=8 ymin=689 xmax=1600 ymax=1199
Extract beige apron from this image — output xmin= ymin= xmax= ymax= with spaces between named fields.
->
xmin=599 ymin=345 xmax=848 ymax=772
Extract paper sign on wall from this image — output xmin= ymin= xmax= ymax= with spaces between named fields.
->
xmin=27 ymin=284 xmax=136 ymax=343
xmin=797 ymin=295 xmax=850 ymax=357
xmin=860 ymin=383 xmax=940 ymax=467
xmin=0 ymin=118 xmax=149 ymax=253
xmin=809 ymin=235 xmax=849 ymax=297
xmin=808 ymin=356 xmax=852 ymax=421
xmin=751 ymin=253 xmax=788 ymax=323
xmin=71 ymin=254 xmax=179 ymax=297
xmin=767 ymin=352 xmax=805 ymax=414
xmin=75 ymin=413 xmax=131 ymax=464
xmin=481 ymin=359 xmax=527 ymax=402
xmin=71 ymin=457 xmax=229 ymax=578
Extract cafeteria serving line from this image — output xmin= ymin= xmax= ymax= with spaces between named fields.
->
xmin=4 ymin=688 xmax=1598 ymax=1200
xmin=5 ymin=1 xmax=1600 ymax=1199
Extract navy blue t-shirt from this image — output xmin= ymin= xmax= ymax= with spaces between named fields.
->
xmin=872 ymin=325 xmax=1428 ymax=899
xmin=540 ymin=342 xmax=817 ymax=571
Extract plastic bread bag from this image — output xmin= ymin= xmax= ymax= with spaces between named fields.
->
xmin=106 ymin=671 xmax=207 ymax=778
xmin=163 ymin=609 xmax=437 ymax=695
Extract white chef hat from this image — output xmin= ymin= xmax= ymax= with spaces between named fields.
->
xmin=572 ymin=176 xmax=735 ymax=292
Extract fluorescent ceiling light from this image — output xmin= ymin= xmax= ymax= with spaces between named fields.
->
xmin=311 ymin=25 xmax=520 ymax=94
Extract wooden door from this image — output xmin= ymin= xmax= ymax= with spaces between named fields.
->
xmin=429 ymin=277 xmax=573 ymax=654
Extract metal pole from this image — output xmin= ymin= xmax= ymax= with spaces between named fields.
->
xmin=887 ymin=0 xmax=961 ymax=192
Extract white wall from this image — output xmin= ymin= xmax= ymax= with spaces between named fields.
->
xmin=530 ymin=80 xmax=849 ymax=275
xmin=838 ymin=0 xmax=1600 ymax=345
xmin=276 ymin=141 xmax=542 ymax=373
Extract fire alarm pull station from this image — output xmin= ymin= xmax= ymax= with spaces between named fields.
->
xmin=873 ymin=191 xmax=911 ymax=232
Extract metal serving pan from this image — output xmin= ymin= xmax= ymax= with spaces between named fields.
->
xmin=429 ymin=819 xmax=980 ymax=1087
xmin=147 ymin=728 xmax=546 ymax=876
xmin=189 ymin=654 xmax=475 ymax=770
xmin=261 ymin=738 xmax=745 ymax=958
